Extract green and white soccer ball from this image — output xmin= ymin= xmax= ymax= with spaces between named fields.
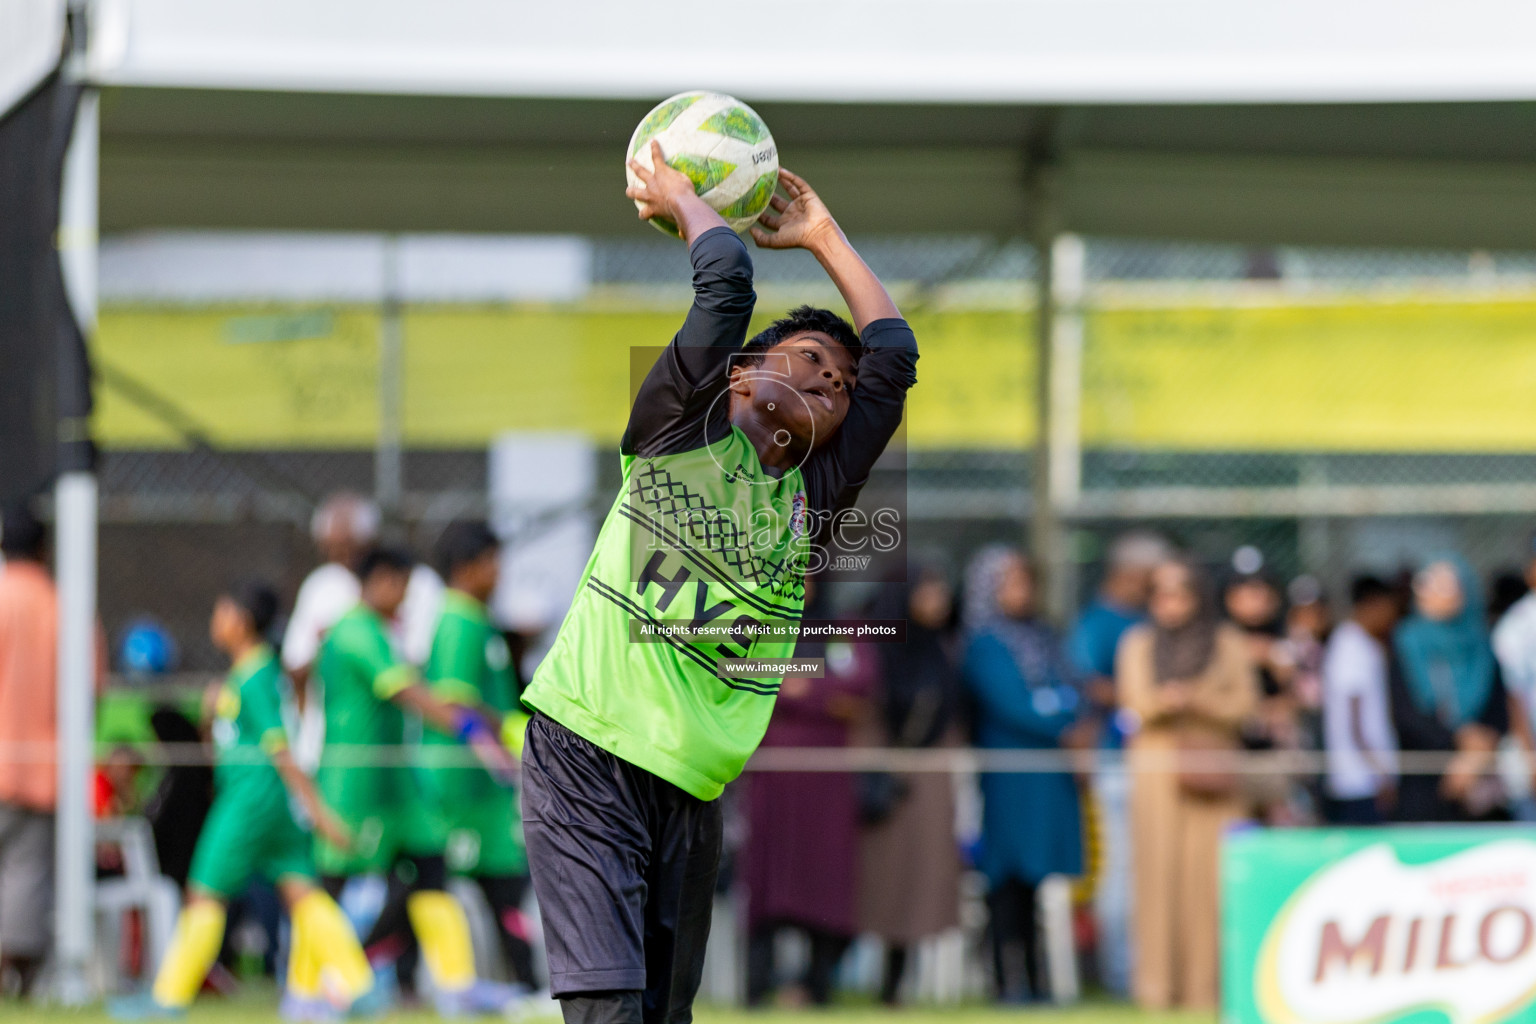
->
xmin=625 ymin=91 xmax=779 ymax=237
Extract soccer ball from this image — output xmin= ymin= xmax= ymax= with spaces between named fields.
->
xmin=625 ymin=91 xmax=779 ymax=237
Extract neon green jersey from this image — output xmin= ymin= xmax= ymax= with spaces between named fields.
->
xmin=210 ymin=644 xmax=290 ymax=811
xmin=425 ymin=590 xmax=516 ymax=712
xmin=524 ymin=431 xmax=813 ymax=799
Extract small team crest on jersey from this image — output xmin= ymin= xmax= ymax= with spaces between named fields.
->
xmin=789 ymin=490 xmax=808 ymax=538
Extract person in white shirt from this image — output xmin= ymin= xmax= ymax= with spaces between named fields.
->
xmin=398 ymin=562 xmax=445 ymax=667
xmin=1321 ymin=575 xmax=1402 ymax=824
xmin=1492 ymin=539 xmax=1536 ymax=820
xmin=282 ymin=493 xmax=444 ymax=767
xmin=283 ymin=494 xmax=378 ymax=680
xmin=283 ymin=494 xmax=377 ymax=768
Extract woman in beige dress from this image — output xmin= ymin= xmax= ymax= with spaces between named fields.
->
xmin=1117 ymin=558 xmax=1258 ymax=1011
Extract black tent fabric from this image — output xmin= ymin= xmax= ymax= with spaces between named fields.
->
xmin=0 ymin=67 xmax=92 ymax=506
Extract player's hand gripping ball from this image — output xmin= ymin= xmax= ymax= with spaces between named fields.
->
xmin=625 ymin=91 xmax=779 ymax=237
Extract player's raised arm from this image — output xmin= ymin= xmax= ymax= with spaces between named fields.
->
xmin=751 ymin=168 xmax=901 ymax=331
xmin=622 ymin=140 xmax=758 ymax=456
xmin=752 ymin=169 xmax=918 ymax=510
xmin=626 ymin=140 xmax=728 ymax=246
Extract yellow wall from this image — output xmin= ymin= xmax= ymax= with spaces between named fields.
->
xmin=1085 ymin=299 xmax=1536 ymax=451
xmin=92 ymin=296 xmax=1536 ymax=451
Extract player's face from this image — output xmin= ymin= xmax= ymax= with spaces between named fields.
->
xmin=209 ymin=596 xmax=245 ymax=653
xmin=456 ymin=549 xmax=500 ymax=603
xmin=752 ymin=332 xmax=858 ymax=447
xmin=363 ymin=568 xmax=411 ymax=618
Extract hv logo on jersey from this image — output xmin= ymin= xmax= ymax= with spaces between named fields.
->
xmin=631 ymin=550 xmax=766 ymax=657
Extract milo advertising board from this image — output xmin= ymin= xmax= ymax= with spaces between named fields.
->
xmin=1224 ymin=827 xmax=1536 ymax=1024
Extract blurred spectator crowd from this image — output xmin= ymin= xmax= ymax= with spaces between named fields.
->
xmin=738 ymin=530 xmax=1536 ymax=1012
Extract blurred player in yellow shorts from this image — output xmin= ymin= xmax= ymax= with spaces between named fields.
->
xmin=313 ymin=545 xmax=523 ymax=1016
xmin=111 ymin=582 xmax=374 ymax=1022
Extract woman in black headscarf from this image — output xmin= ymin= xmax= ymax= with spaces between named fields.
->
xmin=857 ymin=565 xmax=964 ymax=1005
xmin=741 ymin=578 xmax=875 ymax=1006
xmin=961 ymin=546 xmax=1085 ymax=1004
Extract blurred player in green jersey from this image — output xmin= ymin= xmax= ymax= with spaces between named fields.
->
xmin=112 ymin=582 xmax=374 ymax=1022
xmin=368 ymin=522 xmax=538 ymax=990
xmin=313 ymin=545 xmax=521 ymax=1016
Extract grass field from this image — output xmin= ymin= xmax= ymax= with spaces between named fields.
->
xmin=12 ymin=994 xmax=1215 ymax=1024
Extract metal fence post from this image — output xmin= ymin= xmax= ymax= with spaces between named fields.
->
xmin=376 ymin=233 xmax=404 ymax=517
xmin=1025 ymin=122 xmax=1078 ymax=621
xmin=54 ymin=32 xmax=99 ymax=1003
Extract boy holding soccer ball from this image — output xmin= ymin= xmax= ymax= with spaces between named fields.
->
xmin=519 ymin=140 xmax=918 ymax=1024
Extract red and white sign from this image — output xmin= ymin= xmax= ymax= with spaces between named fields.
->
xmin=1256 ymin=839 xmax=1536 ymax=1024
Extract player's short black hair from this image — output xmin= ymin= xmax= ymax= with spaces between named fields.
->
xmin=356 ymin=544 xmax=415 ymax=583
xmin=436 ymin=520 xmax=499 ymax=579
xmin=0 ymin=504 xmax=45 ymax=560
xmin=739 ymin=305 xmax=861 ymax=366
xmin=225 ymin=579 xmax=279 ymax=636
xmin=1350 ymin=574 xmax=1393 ymax=606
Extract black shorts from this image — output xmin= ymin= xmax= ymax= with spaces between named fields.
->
xmin=522 ymin=713 xmax=722 ymax=1019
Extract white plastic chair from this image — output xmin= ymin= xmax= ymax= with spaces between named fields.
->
xmin=1038 ymin=873 xmax=1080 ymax=1003
xmin=95 ymin=817 xmax=182 ymax=992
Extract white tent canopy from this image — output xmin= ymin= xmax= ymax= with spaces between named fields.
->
xmin=88 ymin=0 xmax=1536 ymax=103
xmin=80 ymin=0 xmax=1536 ymax=247
xmin=0 ymin=0 xmax=66 ymax=114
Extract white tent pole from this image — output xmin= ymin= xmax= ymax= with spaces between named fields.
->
xmin=52 ymin=474 xmax=97 ymax=1008
xmin=55 ymin=0 xmax=99 ymax=1005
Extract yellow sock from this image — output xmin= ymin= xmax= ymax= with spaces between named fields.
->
xmin=291 ymin=891 xmax=375 ymax=1004
xmin=406 ymin=890 xmax=476 ymax=993
xmin=286 ymin=901 xmax=320 ymax=999
xmin=503 ymin=710 xmax=532 ymax=759
xmin=151 ymin=900 xmax=226 ymax=1008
